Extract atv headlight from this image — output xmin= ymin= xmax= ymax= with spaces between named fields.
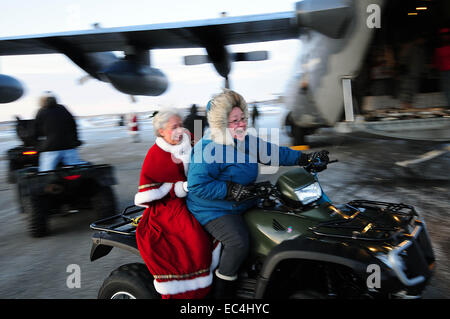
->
xmin=294 ymin=182 xmax=322 ymax=205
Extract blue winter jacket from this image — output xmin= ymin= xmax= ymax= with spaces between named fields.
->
xmin=186 ymin=134 xmax=302 ymax=225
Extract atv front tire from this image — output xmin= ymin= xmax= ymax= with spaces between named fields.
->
xmin=98 ymin=263 xmax=160 ymax=299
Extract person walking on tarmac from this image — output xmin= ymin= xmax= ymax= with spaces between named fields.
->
xmin=128 ymin=112 xmax=140 ymax=142
xmin=183 ymin=104 xmax=207 ymax=144
xmin=33 ymin=92 xmax=86 ymax=172
xmin=251 ymin=104 xmax=259 ymax=127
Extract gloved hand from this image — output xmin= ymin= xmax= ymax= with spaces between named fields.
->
xmin=298 ymin=150 xmax=330 ymax=172
xmin=225 ymin=182 xmax=257 ymax=202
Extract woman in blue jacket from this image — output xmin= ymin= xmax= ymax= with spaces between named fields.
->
xmin=186 ymin=89 xmax=328 ymax=298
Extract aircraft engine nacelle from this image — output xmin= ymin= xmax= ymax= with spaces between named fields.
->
xmin=0 ymin=74 xmax=24 ymax=103
xmin=102 ymin=60 xmax=168 ymax=96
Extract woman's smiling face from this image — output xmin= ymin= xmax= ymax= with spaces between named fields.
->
xmin=158 ymin=115 xmax=184 ymax=145
xmin=227 ymin=106 xmax=247 ymax=141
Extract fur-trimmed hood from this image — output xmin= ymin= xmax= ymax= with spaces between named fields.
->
xmin=206 ymin=89 xmax=249 ymax=146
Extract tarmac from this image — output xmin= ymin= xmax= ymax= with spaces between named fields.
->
xmin=0 ymin=112 xmax=448 ymax=298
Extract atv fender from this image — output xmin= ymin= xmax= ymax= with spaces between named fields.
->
xmin=90 ymin=231 xmax=140 ymax=261
xmin=18 ymin=164 xmax=117 ymax=197
xmin=254 ymin=236 xmax=381 ymax=298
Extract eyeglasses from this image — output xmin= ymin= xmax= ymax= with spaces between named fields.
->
xmin=228 ymin=117 xmax=248 ymax=126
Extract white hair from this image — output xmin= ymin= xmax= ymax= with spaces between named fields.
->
xmin=153 ymin=108 xmax=183 ymax=137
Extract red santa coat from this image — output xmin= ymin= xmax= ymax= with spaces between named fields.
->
xmin=134 ymin=133 xmax=220 ymax=299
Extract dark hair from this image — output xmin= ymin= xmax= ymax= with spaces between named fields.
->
xmin=39 ymin=92 xmax=58 ymax=108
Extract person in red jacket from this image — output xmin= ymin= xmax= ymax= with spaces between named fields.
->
xmin=434 ymin=28 xmax=450 ymax=108
xmin=134 ymin=109 xmax=220 ymax=299
xmin=128 ymin=112 xmax=140 ymax=142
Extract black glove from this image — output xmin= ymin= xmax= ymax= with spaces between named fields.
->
xmin=298 ymin=150 xmax=330 ymax=172
xmin=225 ymin=182 xmax=257 ymax=202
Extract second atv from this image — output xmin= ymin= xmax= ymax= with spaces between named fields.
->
xmin=17 ymin=163 xmax=118 ymax=238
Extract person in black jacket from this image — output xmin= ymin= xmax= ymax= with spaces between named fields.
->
xmin=34 ymin=92 xmax=86 ymax=171
xmin=183 ymin=104 xmax=207 ymax=144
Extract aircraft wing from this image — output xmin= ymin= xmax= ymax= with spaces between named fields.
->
xmin=0 ymin=11 xmax=298 ymax=56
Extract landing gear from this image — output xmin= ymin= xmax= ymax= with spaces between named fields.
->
xmin=284 ymin=112 xmax=308 ymax=145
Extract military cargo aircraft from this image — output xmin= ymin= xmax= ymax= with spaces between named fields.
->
xmin=0 ymin=0 xmax=449 ymax=142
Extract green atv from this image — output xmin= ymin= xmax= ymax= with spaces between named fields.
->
xmin=89 ymin=159 xmax=435 ymax=299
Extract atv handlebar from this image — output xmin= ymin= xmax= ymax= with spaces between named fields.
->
xmin=304 ymin=157 xmax=338 ymax=173
xmin=247 ymin=159 xmax=338 ymax=203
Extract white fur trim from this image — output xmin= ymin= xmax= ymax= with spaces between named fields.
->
xmin=153 ymin=272 xmax=213 ymax=296
xmin=215 ymin=269 xmax=238 ymax=281
xmin=153 ymin=242 xmax=222 ymax=296
xmin=207 ymin=89 xmax=249 ymax=146
xmin=134 ymin=182 xmax=173 ymax=207
xmin=182 ymin=181 xmax=188 ymax=193
xmin=155 ymin=133 xmax=191 ymax=173
xmin=174 ymin=181 xmax=187 ymax=198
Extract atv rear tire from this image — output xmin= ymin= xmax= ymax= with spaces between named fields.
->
xmin=92 ymin=186 xmax=117 ymax=219
xmin=98 ymin=263 xmax=160 ymax=299
xmin=23 ymin=195 xmax=49 ymax=237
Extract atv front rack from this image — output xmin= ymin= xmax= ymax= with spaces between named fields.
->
xmin=90 ymin=205 xmax=145 ymax=236
xmin=347 ymin=200 xmax=418 ymax=218
xmin=309 ymin=200 xmax=419 ymax=242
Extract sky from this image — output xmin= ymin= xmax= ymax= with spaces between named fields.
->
xmin=0 ymin=0 xmax=300 ymax=121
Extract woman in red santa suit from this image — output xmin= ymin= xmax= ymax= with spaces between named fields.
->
xmin=134 ymin=109 xmax=220 ymax=299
